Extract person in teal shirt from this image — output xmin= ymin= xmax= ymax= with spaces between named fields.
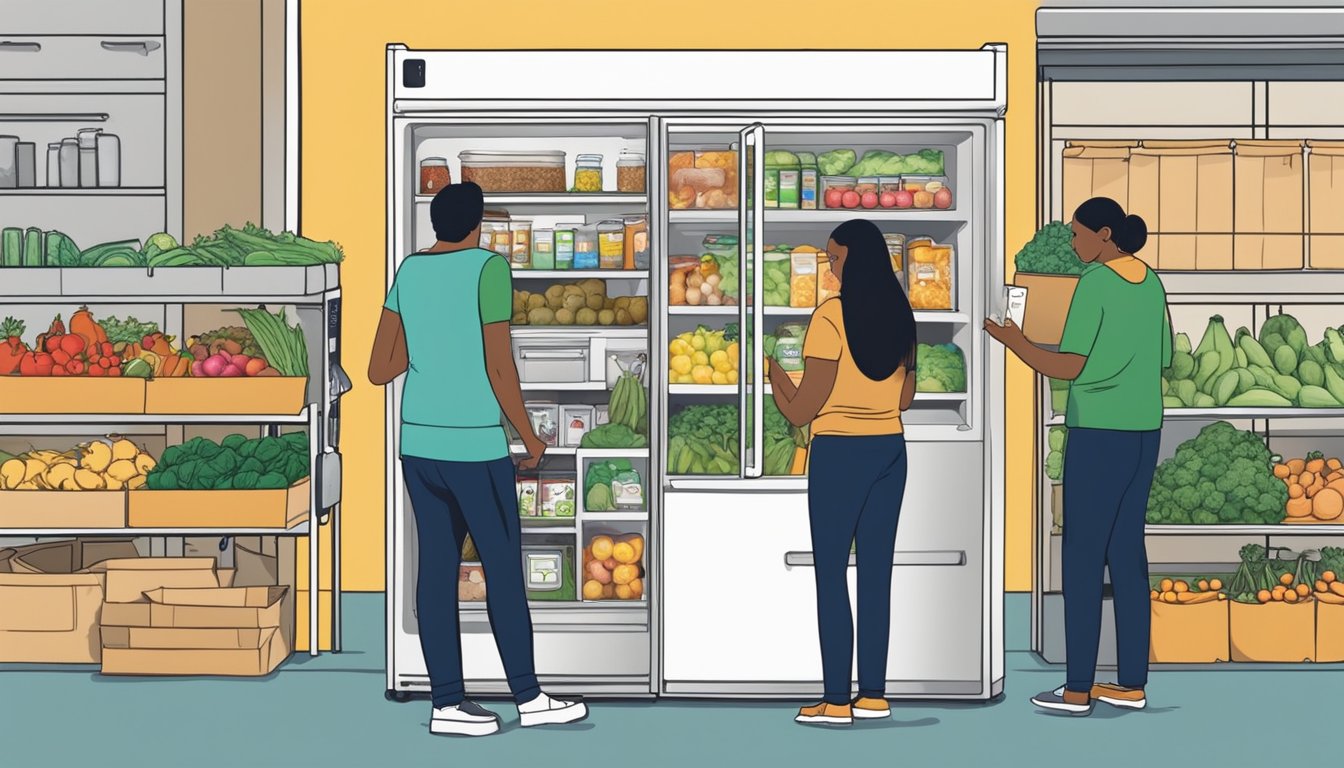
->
xmin=987 ymin=197 xmax=1172 ymax=717
xmin=369 ymin=182 xmax=587 ymax=736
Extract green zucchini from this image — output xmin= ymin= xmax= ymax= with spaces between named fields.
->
xmin=22 ymin=228 xmax=44 ymax=266
xmin=1 ymin=228 xmax=21 ymax=267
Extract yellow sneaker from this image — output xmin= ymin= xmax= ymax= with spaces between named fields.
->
xmin=852 ymin=697 xmax=890 ymax=719
xmin=795 ymin=702 xmax=852 ymax=726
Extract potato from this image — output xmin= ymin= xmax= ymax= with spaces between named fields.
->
xmin=576 ymin=307 xmax=598 ymax=326
xmin=604 ymin=297 xmax=616 ymax=311
xmin=586 ymin=292 xmax=605 ymax=311
xmin=563 ymin=293 xmax=586 ymax=313
xmin=544 ymin=284 xmax=566 ymax=304
xmin=615 ymin=309 xmax=633 ymax=326
xmin=598 ymin=309 xmax=616 ymax=326
xmin=527 ymin=307 xmax=555 ymax=325
xmin=526 ymin=294 xmax=546 ymax=311
xmin=629 ymin=297 xmax=648 ymax=324
xmin=512 ymin=311 xmax=528 ymax=325
xmin=614 ymin=296 xmax=632 ymax=312
xmin=587 ymin=560 xmax=612 ymax=584
xmin=554 ymin=308 xmax=575 ymax=325
xmin=580 ymin=278 xmax=606 ymax=297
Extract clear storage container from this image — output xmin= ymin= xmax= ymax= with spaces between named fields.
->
xmin=419 ymin=157 xmax=450 ymax=195
xmin=574 ymin=153 xmax=603 ymax=193
xmin=459 ymin=150 xmax=566 ymax=192
xmin=616 ymin=150 xmax=646 ymax=193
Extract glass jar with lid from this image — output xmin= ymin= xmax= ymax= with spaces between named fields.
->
xmin=419 ymin=157 xmax=451 ymax=195
xmin=616 ymin=151 xmax=646 ymax=193
xmin=574 ymin=154 xmax=604 ymax=193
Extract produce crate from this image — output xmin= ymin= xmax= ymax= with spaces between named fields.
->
xmin=1317 ymin=600 xmax=1344 ymax=662
xmin=143 ymin=377 xmax=308 ymax=415
xmin=1150 ymin=599 xmax=1230 ymax=663
xmin=1228 ymin=599 xmax=1316 ymax=662
xmin=0 ymin=490 xmax=127 ymax=529
xmin=127 ymin=479 xmax=310 ymax=529
xmin=1012 ymin=273 xmax=1077 ymax=346
xmin=0 ymin=376 xmax=145 ymax=414
xmin=61 ymin=267 xmax=225 ymax=297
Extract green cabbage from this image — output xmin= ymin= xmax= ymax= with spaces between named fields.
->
xmin=817 ymin=149 xmax=856 ymax=176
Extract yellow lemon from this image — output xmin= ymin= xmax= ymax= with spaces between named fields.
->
xmin=726 ymin=369 xmax=739 ymax=384
xmin=671 ymin=355 xmax=693 ymax=375
xmin=711 ymin=370 xmax=728 ymax=385
xmin=692 ymin=351 xmax=710 ymax=367
xmin=690 ymin=334 xmax=706 ymax=351
xmin=726 ymin=342 xmax=739 ymax=360
xmin=710 ymin=350 xmax=728 ymax=367
xmin=692 ymin=365 xmax=714 ymax=384
xmin=714 ymin=359 xmax=732 ymax=374
xmin=679 ymin=374 xmax=696 ymax=384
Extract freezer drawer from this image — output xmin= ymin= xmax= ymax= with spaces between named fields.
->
xmin=1 ymin=0 xmax=164 ymax=35
xmin=514 ymin=339 xmax=590 ymax=384
xmin=0 ymin=36 xmax=165 ymax=81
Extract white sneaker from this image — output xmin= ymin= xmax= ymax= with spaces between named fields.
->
xmin=430 ymin=700 xmax=501 ymax=736
xmin=518 ymin=692 xmax=588 ymax=727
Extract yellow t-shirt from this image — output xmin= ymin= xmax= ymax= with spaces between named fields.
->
xmin=802 ymin=298 xmax=906 ymax=436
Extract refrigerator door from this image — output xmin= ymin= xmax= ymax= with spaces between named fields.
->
xmin=739 ymin=123 xmax=765 ymax=479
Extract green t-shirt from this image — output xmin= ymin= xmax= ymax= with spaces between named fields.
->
xmin=1059 ymin=263 xmax=1173 ymax=432
xmin=385 ymin=248 xmax=513 ymax=461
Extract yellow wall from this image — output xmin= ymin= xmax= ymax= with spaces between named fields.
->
xmin=302 ymin=0 xmax=1040 ymax=592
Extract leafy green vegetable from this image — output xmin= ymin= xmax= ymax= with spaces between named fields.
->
xmin=915 ymin=343 xmax=967 ymax=393
xmin=764 ymin=150 xmax=800 ymax=166
xmin=847 ymin=150 xmax=900 ymax=177
xmin=144 ymin=433 xmax=309 ymax=490
xmin=817 ymin=149 xmax=856 ymax=176
xmin=101 ymin=315 xmax=161 ymax=345
xmin=1146 ymin=422 xmax=1286 ymax=526
xmin=1014 ymin=221 xmax=1087 ymax=275
xmin=579 ymin=424 xmax=646 ymax=449
xmin=232 ymin=307 xmax=309 ymax=377
xmin=1046 ymin=426 xmax=1068 ymax=484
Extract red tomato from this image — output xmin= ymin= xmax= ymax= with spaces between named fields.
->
xmin=893 ymin=190 xmax=915 ymax=209
xmin=102 ymin=342 xmax=115 ymax=357
xmin=841 ymin=190 xmax=861 ymax=209
xmin=67 ymin=359 xmax=85 ymax=375
xmin=933 ymin=187 xmax=953 ymax=209
xmin=52 ymin=349 xmax=72 ymax=366
xmin=824 ymin=188 xmax=844 ymax=209
xmin=45 ymin=336 xmax=62 ymax=353
xmin=861 ymin=192 xmax=879 ymax=209
xmin=879 ymin=192 xmax=898 ymax=208
xmin=51 ymin=366 xmax=67 ymax=377
xmin=59 ymin=334 xmax=86 ymax=357
xmin=108 ymin=366 xmax=122 ymax=377
xmin=88 ymin=365 xmax=106 ymax=377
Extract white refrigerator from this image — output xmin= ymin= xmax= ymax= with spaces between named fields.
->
xmin=385 ymin=46 xmax=1007 ymax=701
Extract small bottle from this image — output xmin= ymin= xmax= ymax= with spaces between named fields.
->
xmin=574 ymin=154 xmax=603 ymax=193
xmin=96 ymin=132 xmax=121 ymax=187
xmin=77 ymin=128 xmax=100 ymax=187
xmin=59 ymin=138 xmax=80 ymax=188
xmin=15 ymin=142 xmax=36 ymax=188
xmin=46 ymin=143 xmax=61 ymax=188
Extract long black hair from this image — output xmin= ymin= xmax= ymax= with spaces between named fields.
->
xmin=1074 ymin=196 xmax=1148 ymax=254
xmin=831 ymin=219 xmax=917 ymax=381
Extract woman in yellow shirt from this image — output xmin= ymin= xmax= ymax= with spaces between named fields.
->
xmin=769 ymin=218 xmax=918 ymax=727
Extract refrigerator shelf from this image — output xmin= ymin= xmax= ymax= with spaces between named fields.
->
xmin=1143 ymin=524 xmax=1344 ymax=536
xmin=1163 ymin=407 xmax=1344 ymax=420
xmin=0 ymin=523 xmax=312 ymax=537
xmin=511 ymin=445 xmax=578 ymax=456
xmin=667 ymin=210 xmax=971 ymax=225
xmin=0 ymin=187 xmax=167 ymax=198
xmin=576 ymin=448 xmax=650 ymax=459
xmin=0 ymin=408 xmax=312 ymax=426
xmin=511 ymin=326 xmax=648 ymax=339
xmin=520 ymin=382 xmax=609 ymax=392
xmin=583 ymin=511 xmax=649 ymax=522
xmin=510 ymin=270 xmax=649 ymax=280
xmin=417 ymin=194 xmax=648 ymax=207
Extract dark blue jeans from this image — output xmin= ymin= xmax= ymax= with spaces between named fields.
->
xmin=1061 ymin=428 xmax=1160 ymax=693
xmin=402 ymin=455 xmax=541 ymax=708
xmin=807 ymin=433 xmax=908 ymax=705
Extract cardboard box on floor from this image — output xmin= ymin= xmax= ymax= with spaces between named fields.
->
xmin=1234 ymin=140 xmax=1305 ymax=270
xmin=1307 ymin=141 xmax=1344 ymax=269
xmin=232 ymin=536 xmax=296 ymax=651
xmin=1150 ymin=599 xmax=1230 ymax=663
xmin=99 ymin=557 xmax=291 ymax=676
xmin=1128 ymin=141 xmax=1234 ymax=270
xmin=0 ymin=539 xmax=140 ymax=663
xmin=1228 ymin=599 xmax=1315 ymax=662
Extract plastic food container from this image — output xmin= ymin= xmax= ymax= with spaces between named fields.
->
xmin=573 ymin=225 xmax=599 ymax=270
xmin=554 ymin=229 xmax=575 ymax=270
xmin=617 ymin=151 xmax=646 ymax=193
xmin=523 ymin=547 xmax=566 ymax=596
xmin=902 ymin=175 xmax=953 ymax=209
xmin=855 ymin=177 xmax=880 ymax=196
xmin=790 ymin=246 xmax=821 ymax=308
xmin=884 ymin=233 xmax=907 ymax=279
xmin=597 ymin=220 xmax=625 ymax=270
xmin=526 ymin=403 xmax=560 ymax=447
xmin=559 ymin=405 xmax=595 ymax=448
xmin=574 ymin=153 xmax=604 ymax=193
xmin=510 ymin=219 xmax=533 ymax=269
xmin=820 ymin=176 xmax=857 ymax=209
xmin=623 ymin=215 xmax=649 ymax=270
xmin=531 ymin=229 xmax=555 ymax=270
xmin=668 ymin=149 xmax=739 ymax=209
xmin=906 ymin=240 xmax=955 ymax=310
xmin=419 ymin=157 xmax=450 ymax=195
xmin=817 ymin=254 xmax=840 ymax=303
xmin=540 ymin=478 xmax=577 ymax=517
xmin=459 ymin=150 xmax=566 ymax=192
xmin=517 ymin=478 xmax=539 ymax=516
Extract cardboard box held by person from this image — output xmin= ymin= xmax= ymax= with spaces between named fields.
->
xmin=99 ymin=557 xmax=291 ymax=676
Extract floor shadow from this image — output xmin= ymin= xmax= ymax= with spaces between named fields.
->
xmin=853 ymin=716 xmax=941 ymax=729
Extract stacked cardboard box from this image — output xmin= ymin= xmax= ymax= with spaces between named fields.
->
xmin=0 ymin=539 xmax=140 ymax=663
xmin=99 ymin=557 xmax=291 ymax=676
xmin=1233 ymin=140 xmax=1304 ymax=270
xmin=1308 ymin=140 xmax=1344 ymax=269
xmin=1130 ymin=141 xmax=1235 ymax=270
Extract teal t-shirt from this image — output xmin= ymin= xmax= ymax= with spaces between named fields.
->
xmin=385 ymin=248 xmax=513 ymax=461
xmin=1059 ymin=262 xmax=1173 ymax=432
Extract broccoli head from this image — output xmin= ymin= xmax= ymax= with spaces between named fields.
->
xmin=1147 ymin=421 xmax=1282 ymax=525
xmin=915 ymin=343 xmax=967 ymax=393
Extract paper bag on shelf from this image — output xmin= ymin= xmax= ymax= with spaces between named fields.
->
xmin=1228 ymin=599 xmax=1315 ymax=663
xmin=1062 ymin=142 xmax=1136 ymax=218
xmin=1234 ymin=140 xmax=1305 ymax=270
xmin=1149 ymin=599 xmax=1229 ymax=663
xmin=1307 ymin=141 xmax=1344 ymax=269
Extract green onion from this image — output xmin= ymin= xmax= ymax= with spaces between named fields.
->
xmin=231 ymin=307 xmax=309 ymax=376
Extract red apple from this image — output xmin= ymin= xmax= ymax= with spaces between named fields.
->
xmin=841 ymin=190 xmax=861 ymax=209
xmin=933 ymin=187 xmax=953 ymax=209
xmin=893 ymin=190 xmax=915 ymax=209
xmin=861 ymin=192 xmax=879 ymax=209
xmin=824 ymin=188 xmax=845 ymax=209
xmin=219 ymin=364 xmax=243 ymax=378
xmin=879 ymin=191 xmax=898 ymax=208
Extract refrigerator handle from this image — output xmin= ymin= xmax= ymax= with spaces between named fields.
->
xmin=737 ymin=126 xmax=751 ymax=479
xmin=745 ymin=124 xmax=765 ymax=479
xmin=784 ymin=550 xmax=967 ymax=568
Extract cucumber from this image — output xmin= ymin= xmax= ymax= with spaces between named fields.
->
xmin=1273 ymin=344 xmax=1299 ymax=376
xmin=1272 ymin=374 xmax=1302 ymax=401
xmin=1226 ymin=390 xmax=1293 ymax=408
xmin=1213 ymin=370 xmax=1240 ymax=407
xmin=1 ymin=228 xmax=21 ymax=267
xmin=1235 ymin=368 xmax=1256 ymax=395
xmin=1297 ymin=385 xmax=1339 ymax=409
xmin=22 ymin=227 xmax=44 ymax=266
xmin=1299 ymin=359 xmax=1325 ymax=388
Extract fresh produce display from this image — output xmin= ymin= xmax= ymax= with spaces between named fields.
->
xmin=0 ymin=228 xmax=81 ymax=267
xmin=1163 ymin=313 xmax=1344 ymax=409
xmin=1 ymin=224 xmax=343 ymax=268
xmin=1228 ymin=545 xmax=1326 ymax=604
xmin=668 ymin=325 xmax=739 ymax=385
xmin=511 ymin=278 xmax=647 ymax=327
xmin=0 ymin=438 xmax=156 ymax=491
xmin=764 ymin=397 xmax=806 ymax=476
xmin=1145 ymin=421 xmax=1288 ymax=525
xmin=145 ymin=433 xmax=309 ymax=491
xmin=764 ymin=248 xmax=792 ymax=306
xmin=914 ymin=342 xmax=967 ymax=392
xmin=1 ymin=317 xmax=27 ymax=375
xmin=584 ymin=459 xmax=643 ymax=512
xmin=579 ymin=368 xmax=649 ymax=449
xmin=666 ymin=400 xmax=800 ymax=476
xmin=13 ymin=311 xmax=126 ymax=377
xmin=669 ymin=256 xmax=735 ymax=307
xmin=232 ymin=307 xmax=308 ymax=377
xmin=581 ymin=534 xmax=645 ymax=601
xmin=1272 ymin=452 xmax=1344 ymax=523
xmin=1046 ymin=426 xmax=1067 ymax=484
xmin=1013 ymin=221 xmax=1086 ymax=276
xmin=1149 ymin=576 xmax=1226 ymax=605
xmin=101 ymin=316 xmax=160 ymax=346
xmin=578 ymin=424 xmax=647 ymax=449
xmin=187 ymin=325 xmax=262 ymax=361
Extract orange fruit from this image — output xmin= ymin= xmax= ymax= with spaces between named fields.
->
xmin=613 ymin=564 xmax=638 ymax=585
xmin=612 ymin=541 xmax=638 ymax=565
xmin=590 ymin=536 xmax=614 ymax=561
xmin=628 ymin=578 xmax=644 ymax=599
xmin=582 ymin=580 xmax=604 ymax=600
xmin=1257 ymin=589 xmax=1272 ymax=603
xmin=1297 ymin=583 xmax=1311 ymax=598
xmin=615 ymin=584 xmax=633 ymax=600
xmin=1210 ymin=579 xmax=1223 ymax=591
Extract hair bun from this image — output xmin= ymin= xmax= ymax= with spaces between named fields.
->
xmin=1117 ymin=214 xmax=1148 ymax=254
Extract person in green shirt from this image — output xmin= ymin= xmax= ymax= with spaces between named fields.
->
xmin=369 ymin=182 xmax=587 ymax=736
xmin=986 ymin=197 xmax=1172 ymax=717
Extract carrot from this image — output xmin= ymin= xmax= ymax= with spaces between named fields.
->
xmin=1210 ymin=578 xmax=1223 ymax=591
xmin=1325 ymin=571 xmax=1337 ymax=584
xmin=1301 ymin=471 xmax=1317 ymax=488
xmin=1162 ymin=591 xmax=1178 ymax=604
xmin=1274 ymin=464 xmax=1291 ymax=479
xmin=1257 ymin=589 xmax=1272 ymax=604
xmin=1289 ymin=484 xmax=1305 ymax=499
xmin=1317 ymin=591 xmax=1344 ymax=605
xmin=1310 ymin=481 xmax=1326 ymax=499
xmin=1176 ymin=591 xmax=1220 ymax=604
xmin=1288 ymin=458 xmax=1307 ymax=475
xmin=1286 ymin=497 xmax=1313 ymax=518
xmin=1314 ymin=488 xmax=1344 ymax=521
xmin=1332 ymin=582 xmax=1344 ymax=597
xmin=1329 ymin=458 xmax=1343 ymax=472
xmin=1290 ymin=474 xmax=1300 ymax=486
xmin=1307 ymin=458 xmax=1327 ymax=475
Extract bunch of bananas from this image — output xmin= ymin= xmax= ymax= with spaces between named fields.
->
xmin=0 ymin=438 xmax=157 ymax=491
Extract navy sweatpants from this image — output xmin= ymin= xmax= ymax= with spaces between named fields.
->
xmin=1061 ymin=428 xmax=1160 ymax=693
xmin=806 ymin=433 xmax=908 ymax=705
xmin=402 ymin=455 xmax=541 ymax=708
